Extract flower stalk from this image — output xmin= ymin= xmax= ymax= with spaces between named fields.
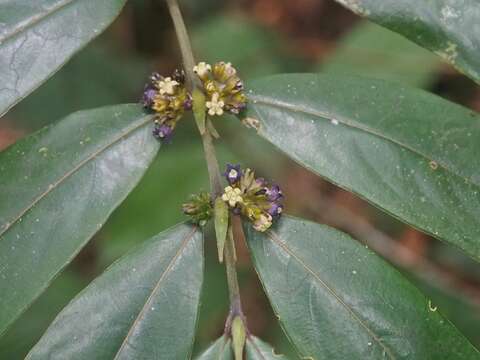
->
xmin=166 ymin=0 xmax=244 ymax=315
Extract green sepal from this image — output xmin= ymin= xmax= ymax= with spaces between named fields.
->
xmin=214 ymin=197 xmax=229 ymax=262
xmin=193 ymin=88 xmax=207 ymax=134
xmin=231 ymin=316 xmax=246 ymax=360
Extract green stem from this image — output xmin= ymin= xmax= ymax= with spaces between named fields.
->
xmin=165 ymin=0 xmax=196 ymax=89
xmin=166 ymin=0 xmax=243 ymax=314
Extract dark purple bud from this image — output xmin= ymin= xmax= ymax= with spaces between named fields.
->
xmin=224 ymin=163 xmax=242 ymax=184
xmin=184 ymin=95 xmax=193 ymax=110
xmin=234 ymin=81 xmax=244 ymax=91
xmin=172 ymin=69 xmax=186 ymax=84
xmin=232 ymin=206 xmax=242 ymax=215
xmin=268 ymin=203 xmax=283 ymax=218
xmin=150 ymin=72 xmax=161 ymax=82
xmin=153 ymin=124 xmax=173 ymax=141
xmin=255 ymin=177 xmax=266 ymax=186
xmin=267 ymin=184 xmax=283 ymax=201
xmin=142 ymin=86 xmax=157 ymax=107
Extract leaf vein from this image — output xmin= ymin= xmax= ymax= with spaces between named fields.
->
xmin=267 ymin=229 xmax=396 ymax=360
xmin=0 ymin=115 xmax=152 ymax=239
xmin=250 ymin=95 xmax=479 ymax=188
xmin=112 ymin=226 xmax=198 ymax=359
xmin=0 ymin=0 xmax=76 ymax=44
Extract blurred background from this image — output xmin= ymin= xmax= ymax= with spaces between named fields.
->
xmin=1 ymin=0 xmax=479 ymax=358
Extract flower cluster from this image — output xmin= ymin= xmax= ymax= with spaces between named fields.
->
xmin=194 ymin=62 xmax=247 ymax=116
xmin=142 ymin=69 xmax=192 ymax=141
xmin=221 ymin=164 xmax=283 ymax=232
xmin=182 ymin=192 xmax=213 ymax=226
xmin=141 ymin=62 xmax=247 ymax=141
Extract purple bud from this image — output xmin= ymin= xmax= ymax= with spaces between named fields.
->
xmin=184 ymin=96 xmax=193 ymax=110
xmin=232 ymin=206 xmax=242 ymax=215
xmin=267 ymin=185 xmax=283 ymax=202
xmin=268 ymin=203 xmax=283 ymax=218
xmin=150 ymin=72 xmax=161 ymax=82
xmin=142 ymin=86 xmax=157 ymax=108
xmin=153 ymin=124 xmax=173 ymax=141
xmin=234 ymin=81 xmax=244 ymax=91
xmin=172 ymin=69 xmax=185 ymax=83
xmin=255 ymin=177 xmax=266 ymax=186
xmin=224 ymin=163 xmax=242 ymax=184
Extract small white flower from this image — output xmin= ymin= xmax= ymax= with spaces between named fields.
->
xmin=206 ymin=92 xmax=225 ymax=116
xmin=253 ymin=214 xmax=273 ymax=232
xmin=158 ymin=77 xmax=179 ymax=95
xmin=222 ymin=186 xmax=243 ymax=207
xmin=193 ymin=62 xmax=212 ymax=77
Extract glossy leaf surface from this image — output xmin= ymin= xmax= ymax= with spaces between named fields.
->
xmin=0 ymin=0 xmax=127 ymax=116
xmin=246 ymin=73 xmax=480 ymax=261
xmin=245 ymin=216 xmax=480 ymax=359
xmin=0 ymin=104 xmax=158 ymax=335
xmin=333 ymin=0 xmax=480 ymax=84
xmin=27 ymin=224 xmax=203 ymax=359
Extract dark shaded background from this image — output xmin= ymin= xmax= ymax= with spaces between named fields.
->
xmin=1 ymin=0 xmax=479 ymax=358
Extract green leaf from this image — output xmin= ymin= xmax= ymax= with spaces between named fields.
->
xmin=245 ymin=73 xmax=480 ymax=261
xmin=244 ymin=216 xmax=480 ymax=359
xmin=196 ymin=337 xmax=232 ymax=360
xmin=320 ymin=22 xmax=441 ymax=88
xmin=196 ymin=336 xmax=286 ymax=360
xmin=27 ymin=223 xmax=203 ymax=359
xmin=332 ymin=0 xmax=480 ymax=84
xmin=0 ymin=104 xmax=159 ymax=335
xmin=245 ymin=337 xmax=288 ymax=360
xmin=214 ymin=197 xmax=229 ymax=262
xmin=0 ymin=0 xmax=127 ymax=117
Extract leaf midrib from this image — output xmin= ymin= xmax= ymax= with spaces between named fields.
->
xmin=0 ymin=115 xmax=152 ymax=239
xmin=250 ymin=95 xmax=479 ymax=189
xmin=112 ymin=226 xmax=198 ymax=359
xmin=0 ymin=0 xmax=76 ymax=44
xmin=266 ymin=229 xmax=396 ymax=359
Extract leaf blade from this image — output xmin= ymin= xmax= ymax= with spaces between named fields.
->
xmin=196 ymin=336 xmax=287 ymax=360
xmin=245 ymin=73 xmax=480 ymax=261
xmin=0 ymin=0 xmax=127 ymax=116
xmin=0 ymin=104 xmax=159 ymax=335
xmin=333 ymin=0 xmax=480 ymax=84
xmin=196 ymin=337 xmax=232 ymax=360
xmin=27 ymin=223 xmax=203 ymax=359
xmin=244 ymin=216 xmax=480 ymax=359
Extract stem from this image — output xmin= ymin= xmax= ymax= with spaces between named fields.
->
xmin=165 ymin=0 xmax=196 ymax=89
xmin=166 ymin=0 xmax=243 ymax=315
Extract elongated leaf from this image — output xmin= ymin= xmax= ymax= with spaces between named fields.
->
xmin=245 ymin=73 xmax=480 ymax=261
xmin=197 ymin=337 xmax=232 ymax=360
xmin=197 ymin=336 xmax=286 ymax=360
xmin=245 ymin=216 xmax=480 ymax=359
xmin=333 ymin=0 xmax=480 ymax=84
xmin=321 ymin=22 xmax=441 ymax=88
xmin=27 ymin=223 xmax=203 ymax=359
xmin=0 ymin=0 xmax=127 ymax=117
xmin=245 ymin=337 xmax=287 ymax=360
xmin=0 ymin=104 xmax=158 ymax=335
